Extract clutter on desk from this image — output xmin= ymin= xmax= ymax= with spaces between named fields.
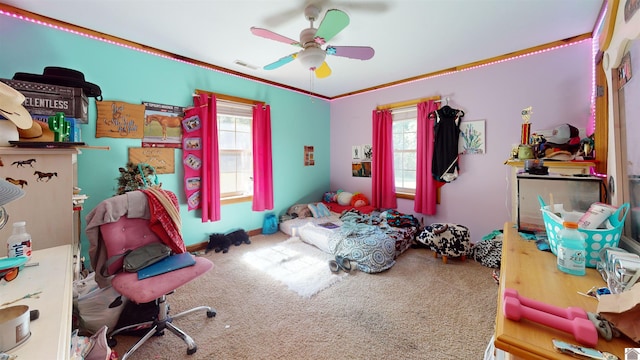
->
xmin=555 ymin=221 xmax=587 ymax=276
xmin=551 ymin=338 xmax=619 ymax=360
xmin=6 ymin=221 xmax=31 ymax=260
xmin=538 ymin=195 xmax=630 ymax=268
xmin=0 ymin=305 xmax=30 ymax=352
xmin=597 ymin=282 xmax=640 ymax=343
xmin=597 ymin=247 xmax=640 ymax=294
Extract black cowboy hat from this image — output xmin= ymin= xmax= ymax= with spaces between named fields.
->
xmin=13 ymin=67 xmax=102 ymax=100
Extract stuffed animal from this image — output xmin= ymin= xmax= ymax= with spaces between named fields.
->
xmin=227 ymin=229 xmax=251 ymax=246
xmin=206 ymin=233 xmax=231 ymax=254
xmin=350 ymin=193 xmax=369 ymax=208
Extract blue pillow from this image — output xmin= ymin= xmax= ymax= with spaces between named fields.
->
xmin=307 ymin=203 xmax=320 ymax=218
xmin=316 ymin=202 xmax=331 ymax=217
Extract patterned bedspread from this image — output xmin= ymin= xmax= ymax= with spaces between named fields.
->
xmin=332 ymin=209 xmax=420 ymax=258
xmin=280 ymin=209 xmax=420 ymax=259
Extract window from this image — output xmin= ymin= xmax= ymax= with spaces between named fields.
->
xmin=217 ymin=100 xmax=253 ymax=200
xmin=392 ymin=107 xmax=417 ymax=194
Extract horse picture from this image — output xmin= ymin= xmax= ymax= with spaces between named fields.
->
xmin=5 ymin=177 xmax=27 ymax=188
xmin=12 ymin=159 xmax=37 ymax=168
xmin=145 ymin=114 xmax=183 ymax=141
xmin=34 ymin=171 xmax=58 ymax=182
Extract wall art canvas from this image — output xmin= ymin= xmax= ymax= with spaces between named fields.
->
xmin=459 ymin=120 xmax=485 ymax=155
xmin=352 ymin=144 xmax=372 ymax=177
xmin=618 ymin=51 xmax=633 ymax=90
xmin=142 ymin=101 xmax=184 ymax=148
xmin=304 ymin=146 xmax=315 ymax=166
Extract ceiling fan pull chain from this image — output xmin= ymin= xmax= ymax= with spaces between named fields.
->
xmin=309 ymin=70 xmax=315 ymax=102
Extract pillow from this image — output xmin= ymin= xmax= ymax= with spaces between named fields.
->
xmin=287 ymin=204 xmax=311 ymax=218
xmin=308 ymin=202 xmax=331 ymax=218
xmin=337 ymin=191 xmax=353 ymax=206
xmin=316 ymin=202 xmax=331 ymax=217
xmin=308 ymin=203 xmax=320 ymax=218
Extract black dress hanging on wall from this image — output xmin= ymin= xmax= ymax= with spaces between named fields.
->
xmin=432 ymin=106 xmax=463 ymax=183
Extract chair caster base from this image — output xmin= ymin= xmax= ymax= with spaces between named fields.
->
xmin=187 ymin=346 xmax=197 ymax=355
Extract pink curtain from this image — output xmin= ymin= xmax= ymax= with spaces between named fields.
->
xmin=414 ymin=100 xmax=439 ymax=215
xmin=196 ymin=94 xmax=221 ymax=222
xmin=252 ymin=104 xmax=274 ymax=211
xmin=371 ymin=109 xmax=397 ymax=209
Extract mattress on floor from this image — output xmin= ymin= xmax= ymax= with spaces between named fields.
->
xmin=280 ymin=215 xmax=417 ymax=258
xmin=279 ymin=214 xmax=342 ymax=237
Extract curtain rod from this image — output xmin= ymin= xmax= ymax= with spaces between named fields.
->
xmin=194 ymin=89 xmax=264 ymax=105
xmin=376 ymin=95 xmax=441 ymax=110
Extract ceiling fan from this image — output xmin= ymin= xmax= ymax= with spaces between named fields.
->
xmin=262 ymin=0 xmax=389 ymax=27
xmin=250 ymin=5 xmax=375 ymax=79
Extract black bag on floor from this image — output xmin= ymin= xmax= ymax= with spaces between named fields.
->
xmin=114 ymin=300 xmax=159 ymax=336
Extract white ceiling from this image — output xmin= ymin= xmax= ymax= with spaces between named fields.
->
xmin=3 ymin=0 xmax=605 ymax=98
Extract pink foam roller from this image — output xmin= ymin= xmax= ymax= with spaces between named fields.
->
xmin=503 ymin=296 xmax=598 ymax=347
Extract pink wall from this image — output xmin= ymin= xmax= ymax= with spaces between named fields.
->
xmin=329 ymin=40 xmax=594 ymax=242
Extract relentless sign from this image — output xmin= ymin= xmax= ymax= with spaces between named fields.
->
xmin=0 ymin=78 xmax=88 ymax=123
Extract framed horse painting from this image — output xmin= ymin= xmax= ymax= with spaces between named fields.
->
xmin=142 ymin=101 xmax=184 ymax=148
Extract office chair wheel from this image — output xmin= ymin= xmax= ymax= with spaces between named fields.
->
xmin=207 ymin=310 xmax=216 ymax=318
xmin=108 ymin=337 xmax=117 ymax=348
xmin=187 ymin=345 xmax=197 ymax=355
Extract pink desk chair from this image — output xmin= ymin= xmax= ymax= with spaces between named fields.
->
xmin=97 ymin=208 xmax=215 ymax=359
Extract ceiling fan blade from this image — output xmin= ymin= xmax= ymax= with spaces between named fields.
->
xmin=314 ymin=9 xmax=349 ymax=44
xmin=326 ymin=46 xmax=375 ymax=60
xmin=264 ymin=53 xmax=297 ymax=70
xmin=314 ymin=61 xmax=331 ymax=78
xmin=250 ymin=27 xmax=300 ymax=46
xmin=337 ymin=1 xmax=389 ymax=13
xmin=262 ymin=6 xmax=304 ymax=27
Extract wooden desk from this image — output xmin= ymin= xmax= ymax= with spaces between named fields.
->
xmin=494 ymin=223 xmax=633 ymax=359
xmin=0 ymin=245 xmax=73 ymax=360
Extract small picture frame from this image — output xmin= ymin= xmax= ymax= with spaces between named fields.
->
xmin=183 ymin=137 xmax=201 ymax=150
xmin=185 ymin=177 xmax=201 ymax=190
xmin=182 ymin=115 xmax=201 ymax=132
xmin=184 ymin=154 xmax=202 ymax=170
xmin=459 ymin=120 xmax=486 ymax=155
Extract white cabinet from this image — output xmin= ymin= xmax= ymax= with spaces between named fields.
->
xmin=0 ymin=147 xmax=79 ymax=256
xmin=505 ymin=160 xmax=596 ymax=225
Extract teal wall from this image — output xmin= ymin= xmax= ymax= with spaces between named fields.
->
xmin=0 ymin=15 xmax=331 ymax=254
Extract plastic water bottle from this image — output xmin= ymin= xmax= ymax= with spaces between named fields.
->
xmin=6 ymin=221 xmax=32 ymax=260
xmin=556 ymin=221 xmax=586 ymax=276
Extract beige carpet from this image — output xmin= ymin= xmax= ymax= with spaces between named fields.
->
xmin=112 ymin=232 xmax=498 ymax=360
xmin=241 ymin=236 xmax=347 ymax=298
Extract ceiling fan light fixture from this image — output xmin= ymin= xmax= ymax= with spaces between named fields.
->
xmin=298 ymin=47 xmax=326 ymax=70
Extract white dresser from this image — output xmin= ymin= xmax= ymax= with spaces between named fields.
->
xmin=0 ymin=147 xmax=80 ymax=257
